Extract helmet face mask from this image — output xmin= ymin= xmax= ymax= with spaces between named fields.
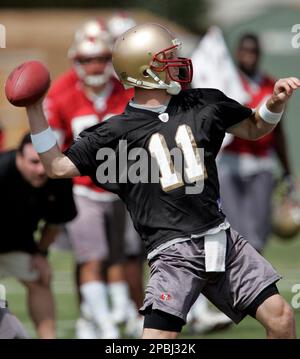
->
xmin=151 ymin=44 xmax=193 ymax=84
xmin=112 ymin=23 xmax=193 ymax=94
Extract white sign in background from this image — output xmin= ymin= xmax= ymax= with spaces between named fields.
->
xmin=0 ymin=24 xmax=6 ymax=48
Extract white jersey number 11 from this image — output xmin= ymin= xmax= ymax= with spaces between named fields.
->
xmin=149 ymin=124 xmax=205 ymax=192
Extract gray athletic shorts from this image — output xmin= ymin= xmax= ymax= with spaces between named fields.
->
xmin=67 ymin=195 xmax=126 ymax=264
xmin=140 ymin=228 xmax=281 ymax=324
xmin=0 ymin=307 xmax=28 ymax=339
xmin=0 ymin=252 xmax=39 ymax=282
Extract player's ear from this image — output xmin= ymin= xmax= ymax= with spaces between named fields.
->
xmin=15 ymin=150 xmax=24 ymax=170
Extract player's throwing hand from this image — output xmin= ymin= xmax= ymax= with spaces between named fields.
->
xmin=272 ymin=77 xmax=300 ymax=106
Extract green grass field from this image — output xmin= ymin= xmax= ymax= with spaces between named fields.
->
xmin=1 ymin=235 xmax=300 ymax=339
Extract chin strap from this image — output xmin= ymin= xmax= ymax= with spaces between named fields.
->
xmin=125 ymin=69 xmax=181 ymax=95
xmin=146 ymin=69 xmax=182 ymax=95
xmin=166 ymin=81 xmax=182 ymax=95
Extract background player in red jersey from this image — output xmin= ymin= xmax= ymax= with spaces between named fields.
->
xmin=219 ymin=33 xmax=295 ymax=252
xmin=45 ymin=19 xmax=141 ymax=338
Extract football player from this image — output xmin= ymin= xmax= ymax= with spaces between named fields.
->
xmin=45 ymin=19 xmax=140 ymax=338
xmin=26 ymin=23 xmax=299 ymax=339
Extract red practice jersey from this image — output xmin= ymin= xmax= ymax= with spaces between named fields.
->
xmin=46 ymin=68 xmax=133 ymax=193
xmin=224 ymin=73 xmax=276 ymax=157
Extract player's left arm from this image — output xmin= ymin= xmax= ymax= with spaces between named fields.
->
xmin=227 ymin=77 xmax=300 ymax=140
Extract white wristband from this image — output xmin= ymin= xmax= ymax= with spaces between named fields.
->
xmin=31 ymin=127 xmax=57 ymax=153
xmin=258 ymin=100 xmax=283 ymax=124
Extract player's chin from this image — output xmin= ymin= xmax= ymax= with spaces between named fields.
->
xmin=31 ymin=176 xmax=48 ymax=188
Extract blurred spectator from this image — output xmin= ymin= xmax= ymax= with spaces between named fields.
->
xmin=218 ymin=33 xmax=295 ymax=252
xmin=0 ymin=133 xmax=77 ymax=338
xmin=46 ymin=18 xmax=142 ymax=339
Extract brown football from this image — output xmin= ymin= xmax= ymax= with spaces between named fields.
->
xmin=5 ymin=60 xmax=50 ymax=107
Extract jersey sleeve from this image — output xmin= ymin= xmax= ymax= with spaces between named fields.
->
xmin=44 ymin=179 xmax=77 ymax=224
xmin=214 ymin=90 xmax=253 ymax=131
xmin=65 ymin=121 xmax=116 ymax=177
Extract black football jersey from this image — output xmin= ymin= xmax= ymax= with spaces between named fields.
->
xmin=66 ymin=88 xmax=252 ymax=253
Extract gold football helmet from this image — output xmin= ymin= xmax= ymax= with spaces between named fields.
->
xmin=112 ymin=23 xmax=193 ymax=95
